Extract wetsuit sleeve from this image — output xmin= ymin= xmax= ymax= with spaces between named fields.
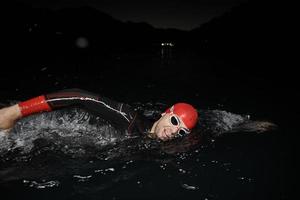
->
xmin=18 ymin=88 xmax=137 ymax=132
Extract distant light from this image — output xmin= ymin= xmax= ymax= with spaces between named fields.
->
xmin=75 ymin=37 xmax=89 ymax=48
xmin=161 ymin=42 xmax=174 ymax=47
xmin=26 ymin=23 xmax=39 ymax=33
xmin=40 ymin=67 xmax=47 ymax=71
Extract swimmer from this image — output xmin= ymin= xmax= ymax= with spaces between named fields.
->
xmin=0 ymin=88 xmax=198 ymax=141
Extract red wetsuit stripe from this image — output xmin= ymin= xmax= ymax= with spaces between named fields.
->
xmin=18 ymin=95 xmax=52 ymax=117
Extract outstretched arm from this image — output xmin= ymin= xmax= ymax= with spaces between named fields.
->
xmin=0 ymin=88 xmax=134 ymax=131
xmin=0 ymin=95 xmax=51 ymax=130
xmin=0 ymin=89 xmax=96 ymax=130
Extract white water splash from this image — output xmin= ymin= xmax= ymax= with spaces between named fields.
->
xmin=0 ymin=108 xmax=123 ymax=156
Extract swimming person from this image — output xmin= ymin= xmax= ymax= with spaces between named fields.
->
xmin=0 ymin=88 xmax=198 ymax=141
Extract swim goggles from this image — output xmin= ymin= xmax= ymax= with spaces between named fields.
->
xmin=169 ymin=114 xmax=191 ymax=136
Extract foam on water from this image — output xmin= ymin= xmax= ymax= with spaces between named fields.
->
xmin=0 ymin=102 xmax=276 ymax=158
xmin=0 ymin=107 xmax=127 ymax=157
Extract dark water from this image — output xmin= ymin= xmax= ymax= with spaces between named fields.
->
xmin=0 ymin=46 xmax=294 ymax=200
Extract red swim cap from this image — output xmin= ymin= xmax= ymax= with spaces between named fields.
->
xmin=165 ymin=103 xmax=198 ymax=130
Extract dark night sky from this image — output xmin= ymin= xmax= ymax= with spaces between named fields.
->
xmin=15 ymin=0 xmax=249 ymax=30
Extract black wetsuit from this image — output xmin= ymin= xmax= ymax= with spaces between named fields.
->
xmin=44 ymin=89 xmax=152 ymax=135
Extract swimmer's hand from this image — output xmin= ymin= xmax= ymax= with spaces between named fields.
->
xmin=0 ymin=104 xmax=22 ymax=132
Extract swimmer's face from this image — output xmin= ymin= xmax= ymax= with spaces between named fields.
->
xmin=151 ymin=112 xmax=190 ymax=141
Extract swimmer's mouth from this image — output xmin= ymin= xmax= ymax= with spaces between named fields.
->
xmin=162 ymin=129 xmax=172 ymax=140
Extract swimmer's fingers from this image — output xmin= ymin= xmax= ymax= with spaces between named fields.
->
xmin=0 ymin=105 xmax=20 ymax=131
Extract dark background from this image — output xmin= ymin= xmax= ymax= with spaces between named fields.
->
xmin=3 ymin=0 xmax=294 ymax=117
xmin=1 ymin=0 xmax=295 ymax=199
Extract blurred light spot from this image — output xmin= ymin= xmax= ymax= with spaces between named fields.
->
xmin=75 ymin=37 xmax=89 ymax=48
xmin=161 ymin=42 xmax=174 ymax=47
